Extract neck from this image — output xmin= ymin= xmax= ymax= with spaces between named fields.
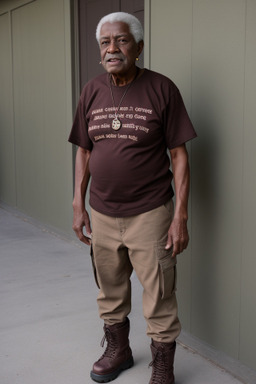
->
xmin=110 ymin=66 xmax=138 ymax=86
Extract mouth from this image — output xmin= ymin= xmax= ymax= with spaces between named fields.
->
xmin=106 ymin=57 xmax=123 ymax=63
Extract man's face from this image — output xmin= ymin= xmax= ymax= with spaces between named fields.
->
xmin=99 ymin=21 xmax=142 ymax=78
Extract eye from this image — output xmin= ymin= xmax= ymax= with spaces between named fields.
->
xmin=118 ymin=38 xmax=127 ymax=44
xmin=101 ymin=40 xmax=109 ymax=46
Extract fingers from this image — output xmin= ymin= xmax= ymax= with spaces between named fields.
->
xmin=72 ymin=209 xmax=92 ymax=246
xmin=172 ymin=240 xmax=186 ymax=258
xmin=72 ymin=221 xmax=92 ymax=246
xmin=80 ymin=235 xmax=91 ymax=246
xmin=85 ymin=219 xmax=92 ymax=236
xmin=165 ymin=220 xmax=189 ymax=258
xmin=73 ymin=226 xmax=91 ymax=245
xmin=170 ymin=236 xmax=189 ymax=257
xmin=165 ymin=235 xmax=180 ymax=258
xmin=165 ymin=238 xmax=173 ymax=250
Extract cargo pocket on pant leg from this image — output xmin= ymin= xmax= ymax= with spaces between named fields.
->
xmin=90 ymin=245 xmax=100 ymax=289
xmin=155 ymin=242 xmax=177 ymax=299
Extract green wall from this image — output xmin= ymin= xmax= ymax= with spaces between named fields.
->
xmin=0 ymin=0 xmax=74 ymax=234
xmin=145 ymin=0 xmax=256 ymax=371
xmin=1 ymin=0 xmax=256 ymax=373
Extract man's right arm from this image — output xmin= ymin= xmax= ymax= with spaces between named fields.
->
xmin=72 ymin=146 xmax=92 ymax=245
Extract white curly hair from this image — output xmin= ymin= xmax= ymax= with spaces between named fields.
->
xmin=96 ymin=12 xmax=144 ymax=44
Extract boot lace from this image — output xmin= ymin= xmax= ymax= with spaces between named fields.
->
xmin=149 ymin=348 xmax=167 ymax=384
xmin=99 ymin=328 xmax=117 ymax=359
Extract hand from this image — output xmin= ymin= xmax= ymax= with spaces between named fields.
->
xmin=165 ymin=217 xmax=189 ymax=258
xmin=72 ymin=208 xmax=92 ymax=245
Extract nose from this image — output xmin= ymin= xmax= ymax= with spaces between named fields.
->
xmin=107 ymin=39 xmax=120 ymax=53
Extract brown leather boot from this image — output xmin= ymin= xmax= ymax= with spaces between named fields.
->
xmin=90 ymin=317 xmax=134 ymax=383
xmin=149 ymin=339 xmax=176 ymax=384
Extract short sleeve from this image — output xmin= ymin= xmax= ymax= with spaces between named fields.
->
xmin=68 ymin=92 xmax=93 ymax=150
xmin=163 ymin=88 xmax=197 ymax=149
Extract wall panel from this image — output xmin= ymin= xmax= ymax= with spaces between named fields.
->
xmin=12 ymin=1 xmax=45 ymax=217
xmin=0 ymin=12 xmax=16 ymax=205
xmin=146 ymin=0 xmax=256 ymax=369
xmin=191 ymin=0 xmax=245 ymax=358
xmin=0 ymin=0 xmax=74 ymax=234
xmin=240 ymin=0 xmax=256 ymax=369
xmin=148 ymin=0 xmax=194 ymax=331
xmin=150 ymin=0 xmax=192 ymax=106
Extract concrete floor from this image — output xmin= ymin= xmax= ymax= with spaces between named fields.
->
xmin=0 ymin=204 xmax=254 ymax=384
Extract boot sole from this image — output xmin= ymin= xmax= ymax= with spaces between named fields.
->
xmin=90 ymin=356 xmax=134 ymax=383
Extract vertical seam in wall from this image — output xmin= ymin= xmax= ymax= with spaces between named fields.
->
xmin=144 ymin=0 xmax=151 ymax=69
xmin=148 ymin=0 xmax=151 ymax=69
xmin=190 ymin=0 xmax=194 ymax=334
xmin=63 ymin=0 xmax=67 ymax=121
xmin=238 ymin=0 xmax=247 ymax=362
xmin=70 ymin=0 xmax=80 ymax=191
xmin=9 ymin=10 xmax=17 ymax=208
xmin=63 ymin=0 xmax=68 ymax=182
xmin=85 ymin=2 xmax=88 ymax=85
xmin=63 ymin=0 xmax=69 ymax=133
xmin=70 ymin=0 xmax=81 ymax=113
xmin=64 ymin=0 xmax=77 ymax=204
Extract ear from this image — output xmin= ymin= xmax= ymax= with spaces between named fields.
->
xmin=137 ymin=40 xmax=144 ymax=56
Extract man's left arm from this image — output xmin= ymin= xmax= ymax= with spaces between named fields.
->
xmin=166 ymin=144 xmax=190 ymax=258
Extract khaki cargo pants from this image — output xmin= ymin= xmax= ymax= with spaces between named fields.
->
xmin=90 ymin=200 xmax=181 ymax=343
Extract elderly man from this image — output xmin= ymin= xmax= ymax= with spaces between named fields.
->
xmin=69 ymin=12 xmax=196 ymax=384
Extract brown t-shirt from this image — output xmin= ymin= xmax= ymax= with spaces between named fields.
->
xmin=69 ymin=69 xmax=197 ymax=217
